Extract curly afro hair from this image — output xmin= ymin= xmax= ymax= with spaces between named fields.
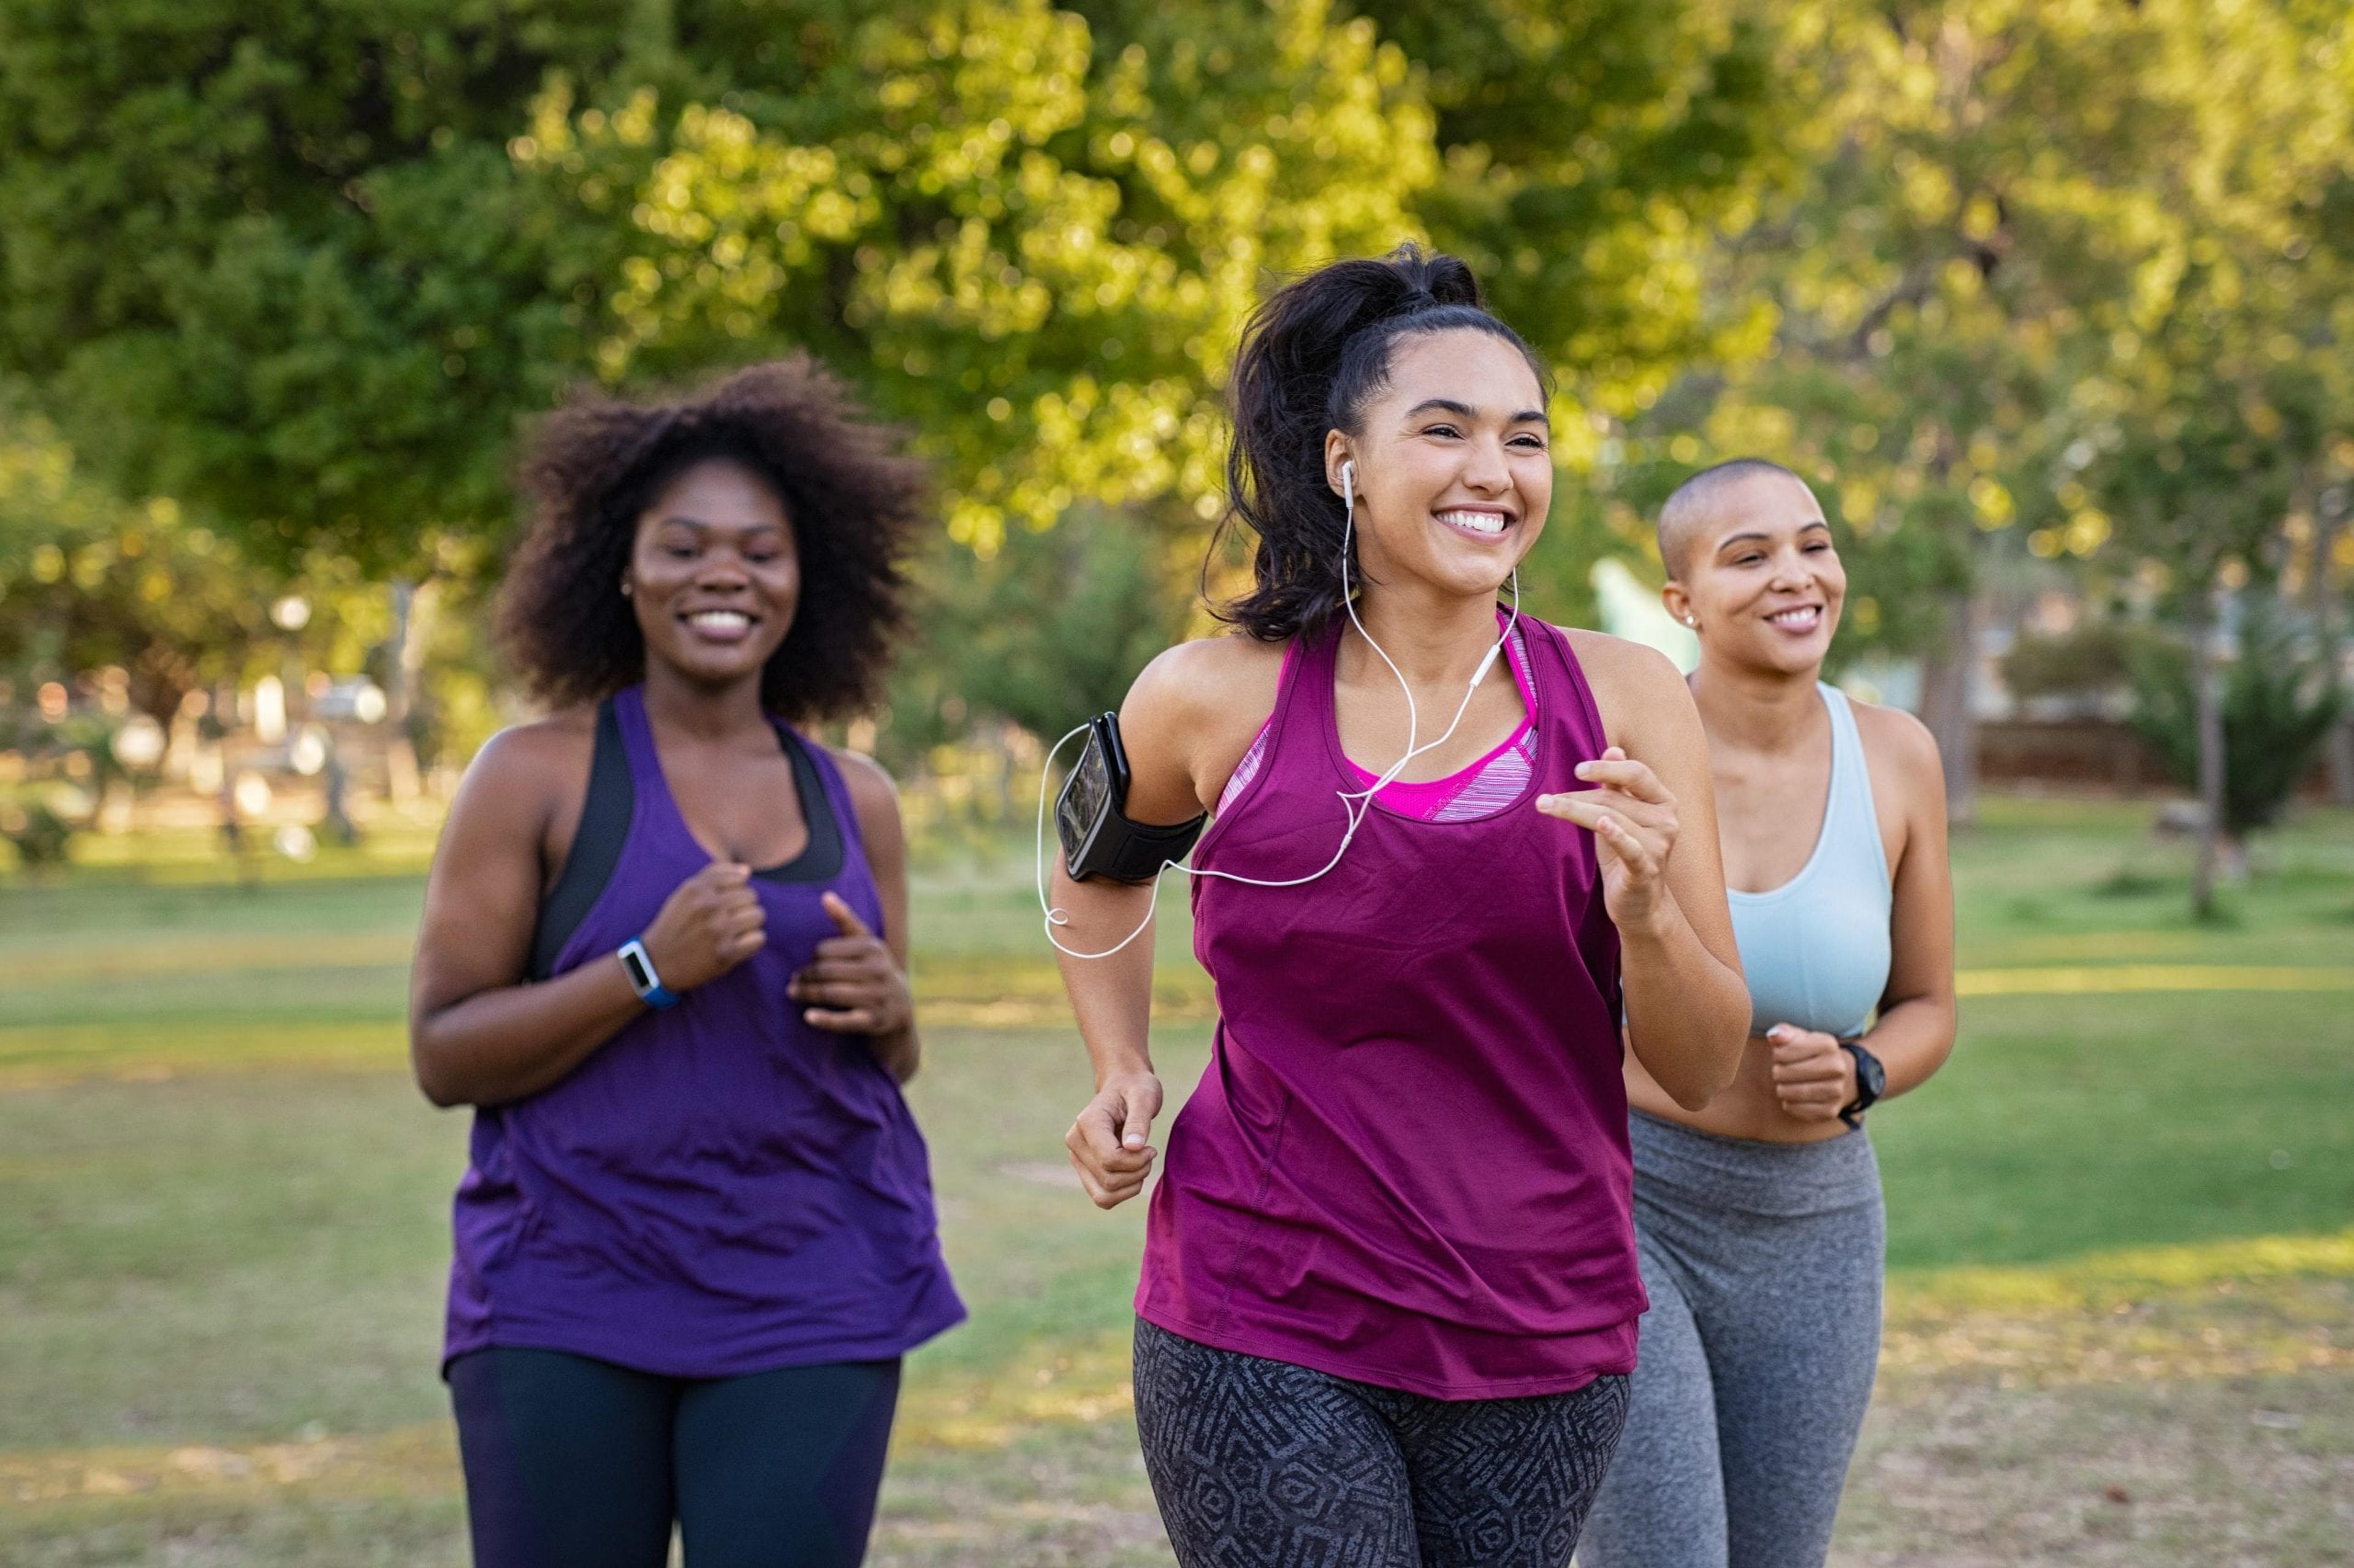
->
xmin=496 ymin=356 xmax=928 ymax=721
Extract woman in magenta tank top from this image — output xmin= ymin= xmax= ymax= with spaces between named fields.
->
xmin=1050 ymin=249 xmax=1754 ymax=1566
xmin=409 ymin=362 xmax=961 ymax=1567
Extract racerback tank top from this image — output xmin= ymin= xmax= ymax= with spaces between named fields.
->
xmin=441 ymin=686 xmax=964 ymax=1377
xmin=1140 ymin=615 xmax=1644 ymax=1399
xmin=1727 ymin=683 xmax=1893 ymax=1040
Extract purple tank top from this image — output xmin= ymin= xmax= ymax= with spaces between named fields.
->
xmin=1139 ymin=615 xmax=1642 ymax=1399
xmin=443 ymin=686 xmax=964 ymax=1377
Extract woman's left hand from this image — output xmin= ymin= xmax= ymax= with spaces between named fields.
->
xmin=789 ymin=892 xmax=913 ymax=1037
xmin=1767 ymin=1025 xmax=1857 ymax=1121
xmin=1536 ymin=747 xmax=1682 ymax=934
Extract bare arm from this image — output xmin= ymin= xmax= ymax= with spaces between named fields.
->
xmin=1541 ymin=637 xmax=1750 ymax=1110
xmin=1769 ymin=707 xmax=1958 ymax=1120
xmin=1865 ymin=707 xmax=1958 ymax=1096
xmin=1054 ymin=637 xmax=1279 ymax=1208
xmin=408 ymin=725 xmax=764 ymax=1108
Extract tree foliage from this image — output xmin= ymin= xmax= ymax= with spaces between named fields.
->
xmin=887 ymin=505 xmax=1189 ymax=762
xmin=0 ymin=392 xmax=276 ymax=720
xmin=2130 ymin=603 xmax=2342 ymax=836
xmin=0 ymin=1 xmax=636 ymax=568
xmin=1344 ymin=0 xmax=1791 ymax=422
xmin=2 ymin=0 xmax=2348 ymax=857
xmin=0 ymin=0 xmax=1801 ymax=571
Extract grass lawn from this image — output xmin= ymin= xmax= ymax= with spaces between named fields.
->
xmin=1 ymin=795 xmax=2349 ymax=1565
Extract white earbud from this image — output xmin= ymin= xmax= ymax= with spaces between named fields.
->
xmin=1037 ymin=451 xmax=1521 ymax=961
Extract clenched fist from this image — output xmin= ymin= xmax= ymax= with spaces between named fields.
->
xmin=1066 ymin=1070 xmax=1164 ymax=1209
xmin=1767 ymin=1025 xmax=1859 ymax=1123
xmin=639 ymin=862 xmax=766 ymax=994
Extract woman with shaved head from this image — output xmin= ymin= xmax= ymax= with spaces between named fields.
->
xmin=1580 ymin=459 xmax=1958 ymax=1568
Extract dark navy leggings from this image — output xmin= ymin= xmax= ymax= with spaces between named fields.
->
xmin=448 ymin=1347 xmax=901 ymax=1568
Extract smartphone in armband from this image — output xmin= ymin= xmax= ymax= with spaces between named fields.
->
xmin=1056 ymin=712 xmax=1206 ymax=883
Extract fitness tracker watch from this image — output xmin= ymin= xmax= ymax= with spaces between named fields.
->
xmin=1838 ymin=1040 xmax=1884 ymax=1128
xmin=617 ymin=937 xmax=680 ymax=1010
xmin=1056 ymin=711 xmax=1207 ymax=884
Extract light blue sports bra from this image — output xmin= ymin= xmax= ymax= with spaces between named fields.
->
xmin=1726 ymin=685 xmax=1894 ymax=1040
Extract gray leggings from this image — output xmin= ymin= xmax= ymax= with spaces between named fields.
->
xmin=1579 ymin=1111 xmax=1884 ymax=1568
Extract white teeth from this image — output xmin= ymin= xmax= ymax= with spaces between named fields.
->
xmin=688 ymin=611 xmax=751 ymax=630
xmin=1769 ymin=608 xmax=1820 ymax=626
xmin=1438 ymin=510 xmax=1508 ymax=536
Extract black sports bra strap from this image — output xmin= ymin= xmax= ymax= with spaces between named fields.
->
xmin=755 ymin=721 xmax=846 ymax=885
xmin=528 ymin=699 xmax=634 ymax=980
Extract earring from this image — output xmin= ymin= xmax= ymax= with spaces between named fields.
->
xmin=1683 ymin=615 xmax=1697 ymax=628
xmin=620 ymin=580 xmax=633 ymax=597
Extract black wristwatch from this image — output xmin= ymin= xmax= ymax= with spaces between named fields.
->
xmin=1838 ymin=1040 xmax=1885 ymax=1129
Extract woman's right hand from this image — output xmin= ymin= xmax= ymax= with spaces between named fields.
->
xmin=1067 ymin=1070 xmax=1164 ymax=1209
xmin=639 ymin=862 xmax=767 ymax=993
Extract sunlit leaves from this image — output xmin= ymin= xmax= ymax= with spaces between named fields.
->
xmin=525 ymin=0 xmax=1433 ymax=553
xmin=0 ymin=0 xmax=1804 ymax=573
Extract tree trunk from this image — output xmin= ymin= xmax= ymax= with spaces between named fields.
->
xmin=382 ymin=578 xmax=440 ymax=803
xmin=2191 ymin=591 xmax=2228 ymax=920
xmin=1916 ymin=590 xmax=1982 ymax=825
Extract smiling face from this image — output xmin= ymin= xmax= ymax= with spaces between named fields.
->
xmin=623 ymin=455 xmax=800 ymax=691
xmin=1664 ymin=470 xmax=1845 ymax=677
xmin=1324 ymin=328 xmax=1552 ymax=604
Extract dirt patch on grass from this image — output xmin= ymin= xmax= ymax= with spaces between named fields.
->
xmin=1837 ymin=1372 xmax=2354 ymax=1566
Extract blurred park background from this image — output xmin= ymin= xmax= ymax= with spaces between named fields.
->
xmin=1 ymin=1 xmax=2350 ymax=1563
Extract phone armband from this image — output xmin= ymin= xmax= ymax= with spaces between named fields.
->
xmin=1055 ymin=712 xmax=1206 ymax=883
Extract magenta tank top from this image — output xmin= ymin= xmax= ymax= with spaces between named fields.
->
xmin=1138 ymin=614 xmax=1642 ymax=1399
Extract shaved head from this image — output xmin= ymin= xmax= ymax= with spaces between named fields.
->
xmin=1658 ymin=458 xmax=1813 ymax=578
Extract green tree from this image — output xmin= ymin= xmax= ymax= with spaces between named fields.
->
xmin=2130 ymin=602 xmax=2342 ymax=850
xmin=0 ymin=392 xmax=275 ymax=722
xmin=1699 ymin=0 xmax=2201 ymax=821
xmin=521 ymin=0 xmax=1436 ymax=554
xmin=886 ymin=504 xmax=1190 ymax=767
xmin=0 ymin=1 xmax=637 ymax=570
xmin=0 ymin=1 xmax=1803 ymax=577
xmin=2070 ymin=0 xmax=2352 ymax=913
xmin=1586 ymin=0 xmax=2353 ymax=836
xmin=1335 ymin=0 xmax=1792 ymax=430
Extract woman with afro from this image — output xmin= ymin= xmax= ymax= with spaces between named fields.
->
xmin=409 ymin=358 xmax=963 ymax=1568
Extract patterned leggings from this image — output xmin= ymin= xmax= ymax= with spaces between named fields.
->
xmin=1133 ymin=1320 xmax=1631 ymax=1568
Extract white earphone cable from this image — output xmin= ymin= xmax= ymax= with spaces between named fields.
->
xmin=1038 ymin=460 xmax=1520 ymax=961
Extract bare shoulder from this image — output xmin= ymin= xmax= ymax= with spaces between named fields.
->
xmin=823 ymin=744 xmax=902 ymax=823
xmin=436 ymin=707 xmax=596 ymax=866
xmin=1848 ymin=698 xmax=1946 ymax=800
xmin=456 ymin=709 xmax=593 ymax=805
xmin=1561 ymin=628 xmax=1696 ymax=745
xmin=1563 ymin=626 xmax=1686 ymax=690
xmin=1124 ymin=632 xmax=1289 ymax=735
xmin=1121 ymin=632 xmax=1290 ymax=813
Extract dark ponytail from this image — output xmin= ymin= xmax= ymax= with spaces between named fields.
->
xmin=1211 ymin=245 xmax=1551 ymax=642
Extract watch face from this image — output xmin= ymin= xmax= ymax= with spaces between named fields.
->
xmin=1859 ymin=1052 xmax=1886 ymax=1098
xmin=621 ymin=947 xmax=655 ymax=993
